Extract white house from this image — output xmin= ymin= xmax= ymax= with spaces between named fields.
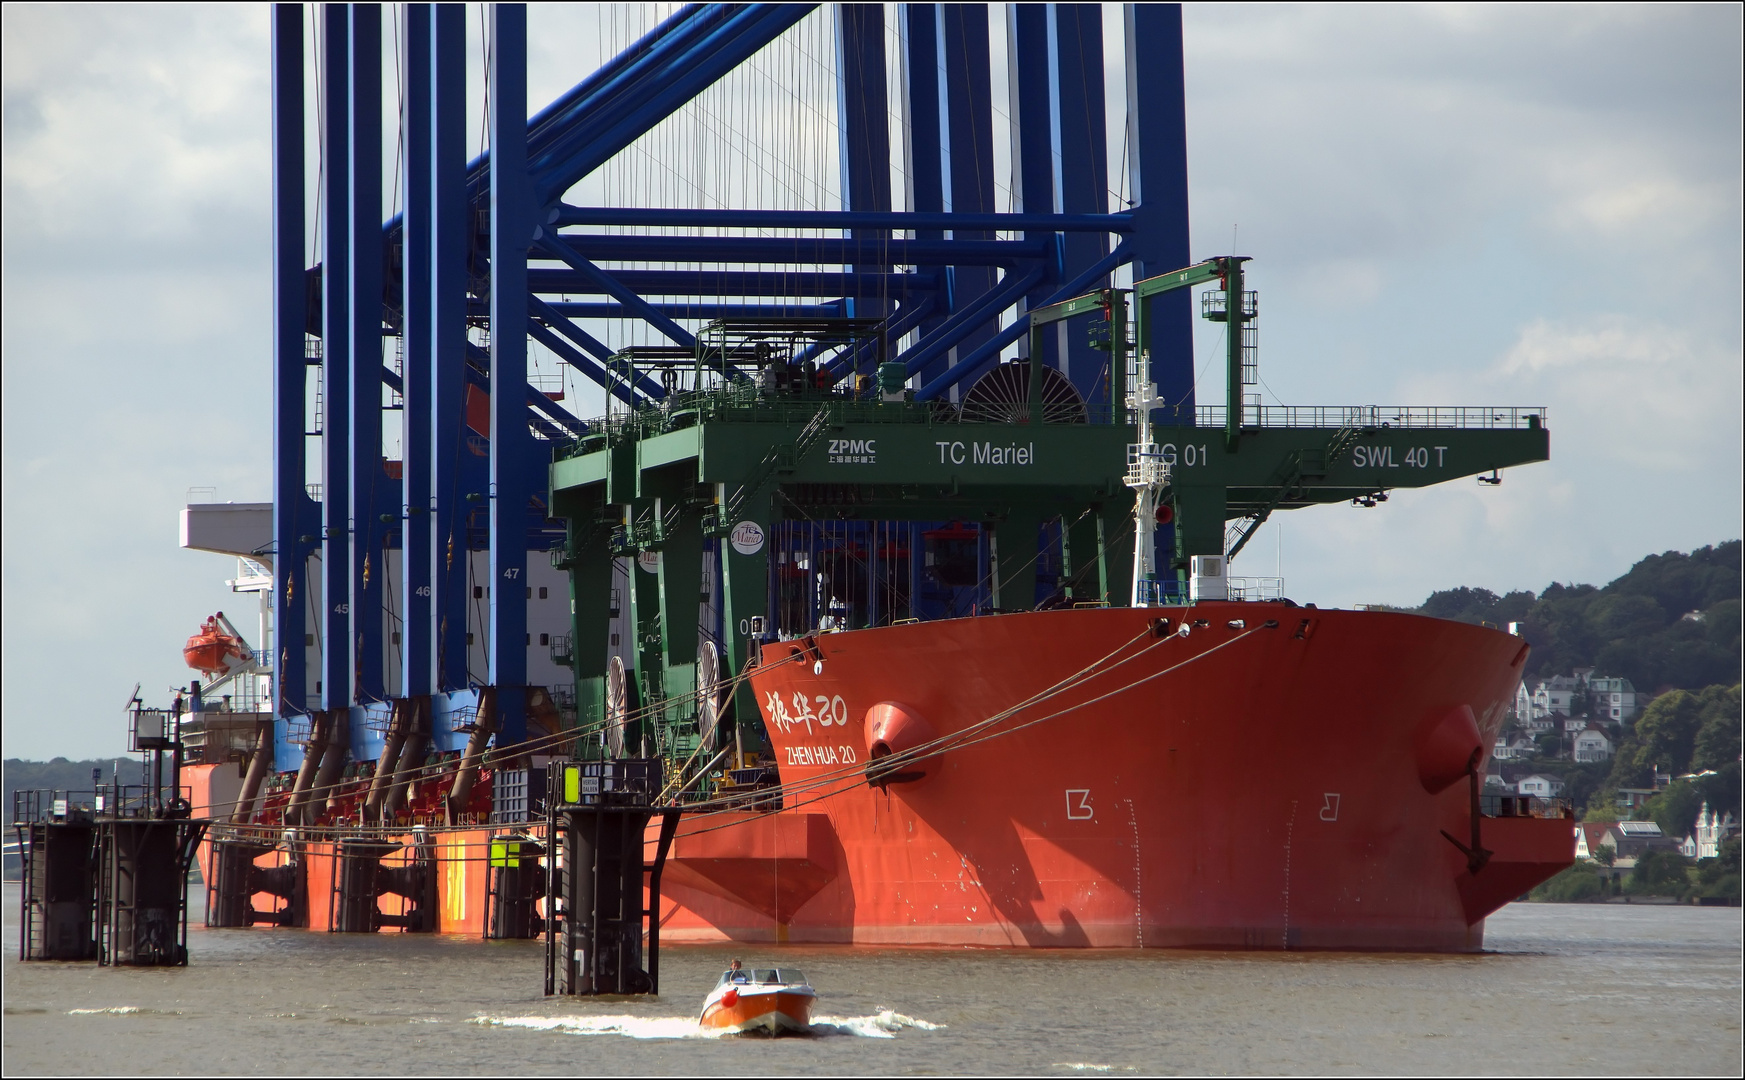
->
xmin=1587 ymin=676 xmax=1639 ymax=722
xmin=1516 ymin=671 xmax=1636 ymax=724
xmin=1492 ymin=735 xmax=1537 ymax=761
xmin=1520 ymin=712 xmax=1558 ymax=735
xmin=1679 ymin=803 xmax=1738 ymax=860
xmin=1525 ymin=675 xmax=1584 ymax=719
xmin=1574 ymin=823 xmax=1612 ymax=860
xmin=1517 ymin=773 xmax=1565 ymax=798
xmin=1579 ymin=820 xmax=1679 ymax=868
xmin=1572 ymin=726 xmax=1614 ymax=763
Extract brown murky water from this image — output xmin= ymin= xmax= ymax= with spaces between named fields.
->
xmin=2 ymin=885 xmax=1738 ymax=1075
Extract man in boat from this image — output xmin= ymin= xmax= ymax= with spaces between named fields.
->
xmin=728 ymin=959 xmax=747 ymax=983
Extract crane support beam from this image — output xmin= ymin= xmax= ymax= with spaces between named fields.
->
xmin=347 ymin=4 xmax=386 ymax=706
xmin=488 ymin=3 xmax=531 ymax=745
xmin=429 ymin=3 xmax=469 ymax=694
xmin=271 ymin=3 xmax=308 ymax=719
xmin=401 ymin=3 xmax=434 ymax=699
xmin=318 ymin=3 xmax=352 ymax=712
xmin=552 ymin=206 xmax=1131 ymax=233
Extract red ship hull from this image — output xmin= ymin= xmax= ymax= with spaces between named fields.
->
xmin=653 ymin=603 xmax=1573 ymax=951
xmin=188 ymin=604 xmax=1573 ymax=951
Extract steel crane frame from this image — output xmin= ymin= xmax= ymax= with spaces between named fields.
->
xmin=269 ymin=2 xmax=1193 ymax=764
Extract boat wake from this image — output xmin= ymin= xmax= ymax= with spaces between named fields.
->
xmin=810 ymin=1010 xmax=946 ymax=1038
xmin=473 ymin=1008 xmax=942 ymax=1040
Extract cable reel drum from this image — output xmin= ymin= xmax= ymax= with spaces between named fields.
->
xmin=605 ymin=654 xmax=629 ymax=758
xmin=695 ymin=641 xmax=727 ymax=749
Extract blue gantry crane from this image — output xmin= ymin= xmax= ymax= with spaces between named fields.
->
xmin=266 ymin=3 xmax=1194 ymax=802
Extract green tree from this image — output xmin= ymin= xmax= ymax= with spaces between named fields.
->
xmin=1696 ymin=837 xmax=1741 ymax=901
xmin=1492 ymin=542 xmax=1741 ymax=689
xmin=1610 ymin=690 xmax=1707 ymax=787
xmin=1586 ymin=593 xmax=1667 ymax=642
xmin=1553 ymin=759 xmax=1613 ymax=817
xmin=1639 ymin=780 xmax=1707 ymax=840
xmin=1699 ymin=836 xmax=1741 ymax=883
xmin=1531 ymin=862 xmax=1607 ymax=902
xmin=1626 ymin=849 xmax=1693 ymax=898
xmin=1690 ymin=684 xmax=1743 ymax=771
xmin=1591 ymin=844 xmax=1616 ymax=867
xmin=1420 ymin=587 xmax=1538 ymax=628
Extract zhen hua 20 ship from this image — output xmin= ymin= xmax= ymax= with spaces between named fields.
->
xmin=127 ymin=4 xmax=1576 ymax=961
xmin=170 ymin=255 xmax=1571 ymax=954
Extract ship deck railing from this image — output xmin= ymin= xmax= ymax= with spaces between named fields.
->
xmin=555 ymin=399 xmax=1549 ymax=461
xmin=556 ymin=391 xmax=1135 ymax=459
xmin=12 ymin=785 xmax=196 ymax=826
xmin=1481 ymin=794 xmax=1574 ymax=819
xmin=1196 ymin=404 xmax=1547 ymax=430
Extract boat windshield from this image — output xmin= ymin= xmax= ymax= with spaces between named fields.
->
xmin=763 ymin=968 xmax=806 ymax=986
xmin=719 ymin=967 xmax=807 ymax=986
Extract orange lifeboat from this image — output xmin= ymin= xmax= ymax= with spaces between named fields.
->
xmin=183 ymin=612 xmax=252 ymax=676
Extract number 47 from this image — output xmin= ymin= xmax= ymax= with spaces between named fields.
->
xmin=502 ymin=568 xmax=520 ymax=579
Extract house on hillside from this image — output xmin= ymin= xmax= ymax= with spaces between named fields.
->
xmin=1519 ymin=711 xmax=1558 ymax=735
xmin=1517 ymin=675 xmax=1583 ymax=720
xmin=1679 ymin=803 xmax=1739 ymax=860
xmin=1577 ymin=820 xmax=1680 ymax=868
xmin=1574 ymin=822 xmax=1612 ymax=861
xmin=1611 ymin=821 xmax=1679 ymax=865
xmin=1492 ymin=734 xmax=1537 ymax=761
xmin=1517 ymin=773 xmax=1565 ymax=798
xmin=1514 ymin=670 xmax=1637 ymax=725
xmin=1587 ymin=676 xmax=1639 ymax=722
xmin=1572 ymin=726 xmax=1614 ymax=763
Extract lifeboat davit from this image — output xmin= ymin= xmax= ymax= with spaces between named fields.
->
xmin=183 ymin=613 xmax=252 ymax=676
xmin=699 ymin=965 xmax=815 ymax=1036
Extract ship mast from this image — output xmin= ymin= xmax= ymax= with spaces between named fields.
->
xmin=1126 ymin=349 xmax=1171 ymax=606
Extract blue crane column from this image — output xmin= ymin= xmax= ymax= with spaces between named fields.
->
xmin=1050 ymin=6 xmax=1111 ymax=404
xmin=320 ymin=4 xmax=352 ymax=713
xmin=938 ymin=4 xmax=999 ymax=391
xmin=1124 ymin=3 xmax=1194 ymax=423
xmin=401 ymin=4 xmax=433 ymax=701
xmin=348 ymin=5 xmax=386 ymax=708
xmin=488 ymin=3 xmax=530 ymax=744
xmin=1008 ymin=5 xmax=1111 ymax=403
xmin=271 ymin=3 xmax=307 ymax=720
xmin=836 ymin=4 xmax=892 ymax=324
xmin=431 ymin=5 xmax=469 ymax=694
xmin=902 ymin=6 xmax=946 ymax=387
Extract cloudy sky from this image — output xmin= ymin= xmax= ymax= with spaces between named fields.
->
xmin=3 ymin=4 xmax=1740 ymax=760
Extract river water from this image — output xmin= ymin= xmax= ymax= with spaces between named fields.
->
xmin=2 ymin=885 xmax=1738 ymax=1075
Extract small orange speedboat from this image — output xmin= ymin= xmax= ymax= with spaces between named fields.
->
xmin=699 ymin=966 xmax=815 ymax=1036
